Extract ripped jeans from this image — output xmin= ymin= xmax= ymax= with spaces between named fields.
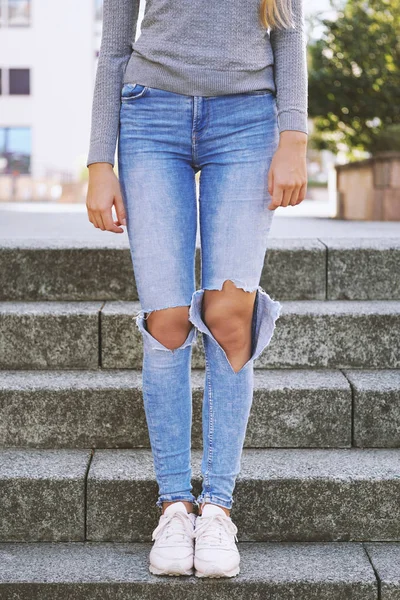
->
xmin=118 ymin=83 xmax=282 ymax=510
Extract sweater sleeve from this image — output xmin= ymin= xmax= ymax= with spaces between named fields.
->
xmin=87 ymin=0 xmax=140 ymax=167
xmin=269 ymin=0 xmax=308 ymax=135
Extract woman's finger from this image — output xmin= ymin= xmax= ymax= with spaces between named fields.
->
xmin=267 ymin=166 xmax=274 ymax=196
xmin=289 ymin=185 xmax=301 ymax=206
xmin=89 ymin=210 xmax=102 ymax=229
xmin=281 ymin=186 xmax=294 ymax=207
xmin=114 ymin=194 xmax=127 ymax=226
xmin=87 ymin=209 xmax=95 ymax=227
xmin=268 ymin=183 xmax=283 ymax=210
xmin=95 ymin=212 xmax=106 ymax=231
xmin=295 ymin=183 xmax=307 ymax=205
xmin=102 ymin=208 xmax=124 ymax=233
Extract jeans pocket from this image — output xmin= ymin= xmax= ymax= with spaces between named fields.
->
xmin=121 ymin=83 xmax=149 ymax=101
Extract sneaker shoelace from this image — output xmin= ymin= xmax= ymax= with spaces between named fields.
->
xmin=194 ymin=514 xmax=239 ymax=545
xmin=152 ymin=511 xmax=195 ymax=543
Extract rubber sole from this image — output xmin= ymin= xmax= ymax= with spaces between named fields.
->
xmin=195 ymin=565 xmax=240 ymax=578
xmin=149 ymin=562 xmax=194 ymax=577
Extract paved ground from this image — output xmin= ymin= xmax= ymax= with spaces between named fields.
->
xmin=1 ymin=204 xmax=400 ymax=241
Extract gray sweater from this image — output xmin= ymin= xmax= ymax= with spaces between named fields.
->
xmin=87 ymin=0 xmax=308 ymax=167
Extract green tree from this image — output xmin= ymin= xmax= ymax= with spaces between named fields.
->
xmin=308 ymin=0 xmax=400 ymax=155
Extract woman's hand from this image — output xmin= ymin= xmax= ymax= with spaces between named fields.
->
xmin=86 ymin=163 xmax=126 ymax=233
xmin=267 ymin=131 xmax=308 ymax=210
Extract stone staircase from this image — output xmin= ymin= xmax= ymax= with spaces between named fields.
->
xmin=0 ymin=237 xmax=399 ymax=598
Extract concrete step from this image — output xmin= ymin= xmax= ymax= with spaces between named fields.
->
xmin=2 ymin=369 xmax=398 ymax=450
xmin=0 ymin=369 xmax=353 ymax=449
xmin=365 ymin=542 xmax=400 ymax=599
xmin=102 ymin=300 xmax=400 ymax=369
xmin=1 ymin=237 xmax=399 ymax=301
xmin=2 ymin=448 xmax=399 ymax=542
xmin=2 ymin=369 xmax=400 ymax=449
xmin=0 ymin=541 xmax=380 ymax=599
xmin=1 ymin=300 xmax=399 ymax=370
xmin=0 ymin=238 xmax=325 ymax=301
xmin=0 ymin=302 xmax=101 ymax=369
xmin=325 ymin=237 xmax=400 ymax=300
xmin=345 ymin=370 xmax=400 ymax=448
xmin=86 ymin=448 xmax=400 ymax=543
xmin=0 ymin=449 xmax=91 ymax=542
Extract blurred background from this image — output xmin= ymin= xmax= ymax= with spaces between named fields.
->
xmin=0 ymin=0 xmax=399 ymax=219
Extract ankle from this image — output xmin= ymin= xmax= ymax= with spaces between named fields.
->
xmin=198 ymin=502 xmax=230 ymax=517
xmin=162 ymin=500 xmax=195 ymax=514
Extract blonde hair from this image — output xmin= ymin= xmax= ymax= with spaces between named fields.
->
xmin=259 ymin=0 xmax=295 ymax=30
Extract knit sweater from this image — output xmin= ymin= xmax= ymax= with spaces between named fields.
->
xmin=87 ymin=0 xmax=308 ymax=167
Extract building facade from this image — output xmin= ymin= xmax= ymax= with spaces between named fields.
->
xmin=0 ymin=0 xmax=108 ymax=190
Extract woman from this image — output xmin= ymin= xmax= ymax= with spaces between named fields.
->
xmin=86 ymin=0 xmax=308 ymax=579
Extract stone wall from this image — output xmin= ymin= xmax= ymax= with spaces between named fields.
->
xmin=336 ymin=151 xmax=400 ymax=221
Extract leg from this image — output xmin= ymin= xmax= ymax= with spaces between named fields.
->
xmin=118 ymin=86 xmax=199 ymax=510
xmin=137 ymin=305 xmax=197 ymax=510
xmin=145 ymin=306 xmax=196 ymax=515
xmin=202 ymin=280 xmax=257 ymax=374
xmin=188 ymin=91 xmax=283 ymax=512
xmin=195 ymin=279 xmax=257 ymax=519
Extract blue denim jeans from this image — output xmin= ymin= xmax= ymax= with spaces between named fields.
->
xmin=118 ymin=83 xmax=282 ymax=510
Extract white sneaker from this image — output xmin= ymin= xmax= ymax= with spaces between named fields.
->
xmin=149 ymin=501 xmax=197 ymax=576
xmin=194 ymin=503 xmax=240 ymax=578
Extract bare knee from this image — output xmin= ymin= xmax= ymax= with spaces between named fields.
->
xmin=144 ymin=306 xmax=192 ymax=350
xmin=202 ymin=280 xmax=256 ymax=349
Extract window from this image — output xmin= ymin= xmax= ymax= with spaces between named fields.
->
xmin=8 ymin=0 xmax=30 ymax=26
xmin=0 ymin=68 xmax=31 ymax=95
xmin=9 ymin=68 xmax=30 ymax=95
xmin=0 ymin=127 xmax=31 ymax=175
xmin=5 ymin=0 xmax=31 ymax=26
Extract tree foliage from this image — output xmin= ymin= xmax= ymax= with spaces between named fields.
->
xmin=308 ymin=0 xmax=400 ymax=154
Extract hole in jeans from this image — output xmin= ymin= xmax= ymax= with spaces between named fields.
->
xmin=200 ymin=279 xmax=258 ymax=374
xmin=136 ymin=304 xmax=196 ymax=352
xmin=188 ymin=281 xmax=282 ymax=375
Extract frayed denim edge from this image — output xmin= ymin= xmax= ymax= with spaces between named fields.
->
xmin=187 ymin=283 xmax=282 ymax=373
xmin=135 ymin=311 xmax=198 ymax=353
